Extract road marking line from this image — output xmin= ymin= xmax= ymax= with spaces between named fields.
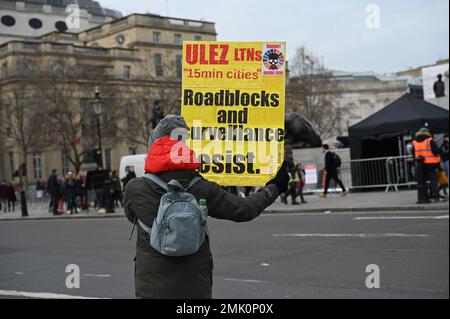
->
xmin=82 ymin=274 xmax=111 ymax=278
xmin=0 ymin=289 xmax=110 ymax=299
xmin=224 ymin=278 xmax=267 ymax=284
xmin=260 ymin=211 xmax=450 ymax=217
xmin=272 ymin=233 xmax=429 ymax=238
xmin=354 ymin=215 xmax=449 ymax=220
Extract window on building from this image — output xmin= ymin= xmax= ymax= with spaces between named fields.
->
xmin=61 ymin=150 xmax=70 ymax=176
xmin=84 ymin=149 xmax=97 ymax=164
xmin=30 ymin=104 xmax=39 ymax=118
xmin=29 ymin=18 xmax=43 ymax=29
xmin=154 ymin=53 xmax=164 ymax=77
xmin=33 ymin=152 xmax=43 ymax=180
xmin=174 ymin=33 xmax=182 ymax=45
xmin=4 ymin=104 xmax=12 ymax=135
xmin=153 ymin=31 xmax=161 ymax=43
xmin=2 ymin=63 xmax=7 ymax=78
xmin=55 ymin=21 xmax=68 ymax=32
xmin=1 ymin=15 xmax=16 ymax=27
xmin=194 ymin=35 xmax=202 ymax=41
xmin=126 ymin=105 xmax=134 ymax=130
xmin=48 ymin=0 xmax=64 ymax=6
xmin=129 ymin=147 xmax=137 ymax=155
xmin=105 ymin=149 xmax=112 ymax=170
xmin=123 ymin=65 xmax=131 ymax=79
xmin=176 ymin=55 xmax=183 ymax=79
xmin=8 ymin=152 xmax=14 ymax=180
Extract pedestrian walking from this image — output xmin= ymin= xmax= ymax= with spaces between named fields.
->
xmin=122 ymin=166 xmax=137 ymax=191
xmin=103 ymin=171 xmax=116 ymax=214
xmin=280 ymin=148 xmax=300 ymax=205
xmin=57 ymin=177 xmax=66 ymax=214
xmin=7 ymin=182 xmax=17 ymax=212
xmin=320 ymin=144 xmax=348 ymax=198
xmin=124 ymin=115 xmax=288 ymax=299
xmin=412 ymin=128 xmax=442 ymax=203
xmin=111 ymin=170 xmax=123 ymax=208
xmin=77 ymin=171 xmax=89 ymax=211
xmin=47 ymin=169 xmax=60 ymax=215
xmin=36 ymin=180 xmax=45 ymax=207
xmin=0 ymin=180 xmax=9 ymax=212
xmin=296 ymin=163 xmax=307 ymax=204
xmin=65 ymin=172 xmax=79 ymax=214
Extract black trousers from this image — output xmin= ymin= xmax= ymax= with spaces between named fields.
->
xmin=8 ymin=199 xmax=15 ymax=212
xmin=297 ymin=187 xmax=306 ymax=202
xmin=324 ymin=170 xmax=346 ymax=194
xmin=283 ymin=182 xmax=298 ymax=203
xmin=51 ymin=194 xmax=59 ymax=213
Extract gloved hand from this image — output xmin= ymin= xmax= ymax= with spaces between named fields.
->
xmin=266 ymin=161 xmax=289 ymax=195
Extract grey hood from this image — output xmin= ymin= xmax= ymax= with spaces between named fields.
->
xmin=148 ymin=115 xmax=189 ymax=149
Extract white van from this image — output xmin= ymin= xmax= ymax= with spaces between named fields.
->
xmin=119 ymin=154 xmax=147 ymax=181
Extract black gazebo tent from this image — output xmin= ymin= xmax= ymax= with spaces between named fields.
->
xmin=348 ymin=93 xmax=448 ymax=190
xmin=349 ymin=93 xmax=449 ymax=160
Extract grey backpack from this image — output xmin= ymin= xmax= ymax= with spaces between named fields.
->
xmin=137 ymin=173 xmax=207 ymax=257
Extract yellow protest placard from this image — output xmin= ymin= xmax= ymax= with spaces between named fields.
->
xmin=181 ymin=42 xmax=286 ymax=186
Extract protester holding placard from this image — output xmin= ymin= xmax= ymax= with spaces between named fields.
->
xmin=124 ymin=115 xmax=289 ymax=299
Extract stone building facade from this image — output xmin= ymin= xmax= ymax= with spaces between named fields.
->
xmin=330 ymin=72 xmax=408 ymax=139
xmin=286 ymin=71 xmax=408 ymax=144
xmin=0 ymin=13 xmax=216 ymax=182
xmin=0 ymin=0 xmax=121 ymax=45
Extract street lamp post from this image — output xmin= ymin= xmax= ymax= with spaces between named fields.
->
xmin=18 ymin=163 xmax=28 ymax=217
xmin=91 ymin=87 xmax=104 ymax=168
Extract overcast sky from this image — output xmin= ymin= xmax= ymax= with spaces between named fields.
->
xmin=98 ymin=0 xmax=449 ymax=74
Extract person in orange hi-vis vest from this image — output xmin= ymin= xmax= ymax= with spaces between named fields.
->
xmin=412 ymin=128 xmax=442 ymax=203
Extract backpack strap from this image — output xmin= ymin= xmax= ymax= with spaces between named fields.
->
xmin=137 ymin=219 xmax=152 ymax=234
xmin=186 ymin=176 xmax=202 ymax=191
xmin=143 ymin=173 xmax=169 ymax=192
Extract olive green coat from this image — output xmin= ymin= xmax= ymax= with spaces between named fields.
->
xmin=124 ymin=170 xmax=279 ymax=299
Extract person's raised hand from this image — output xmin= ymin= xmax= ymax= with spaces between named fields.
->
xmin=266 ymin=161 xmax=289 ymax=195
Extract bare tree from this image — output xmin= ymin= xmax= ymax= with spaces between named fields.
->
xmin=34 ymin=59 xmax=125 ymax=173
xmin=287 ymin=46 xmax=349 ymax=140
xmin=121 ymin=58 xmax=182 ymax=148
xmin=0 ymin=59 xmax=49 ymax=186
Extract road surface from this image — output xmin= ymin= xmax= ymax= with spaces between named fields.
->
xmin=0 ymin=210 xmax=448 ymax=299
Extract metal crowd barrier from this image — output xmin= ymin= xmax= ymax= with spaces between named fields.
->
xmin=302 ymin=155 xmax=417 ymax=193
xmin=340 ymin=155 xmax=416 ymax=192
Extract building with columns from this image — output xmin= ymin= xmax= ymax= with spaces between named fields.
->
xmin=0 ymin=10 xmax=217 ymax=183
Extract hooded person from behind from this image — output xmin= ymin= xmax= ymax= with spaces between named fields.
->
xmin=124 ymin=115 xmax=289 ymax=299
